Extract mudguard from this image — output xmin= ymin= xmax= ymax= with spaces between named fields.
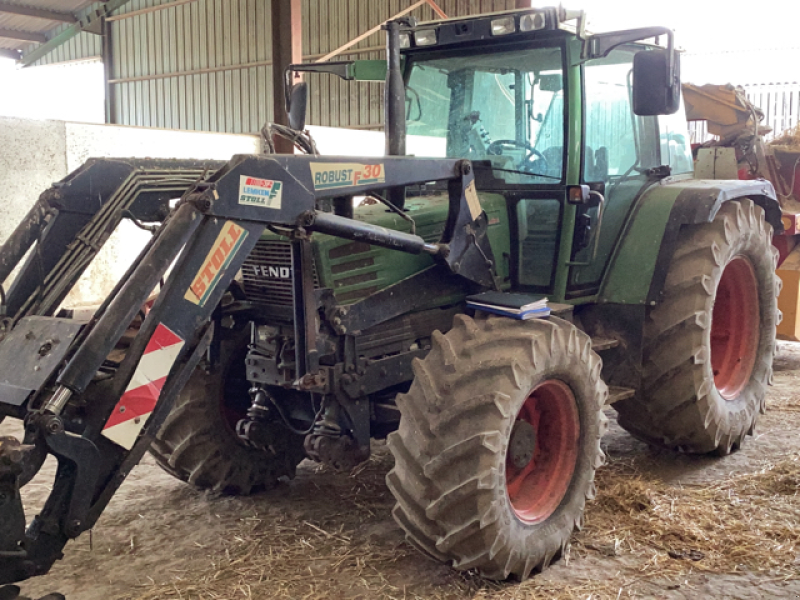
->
xmin=599 ymin=176 xmax=779 ymax=305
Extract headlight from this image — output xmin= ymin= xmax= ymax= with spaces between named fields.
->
xmin=520 ymin=12 xmax=547 ymax=32
xmin=491 ymin=16 xmax=516 ymax=36
xmin=414 ymin=29 xmax=438 ymax=46
xmin=399 ymin=33 xmax=411 ymax=49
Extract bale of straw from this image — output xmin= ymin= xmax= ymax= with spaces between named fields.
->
xmin=771 ymin=123 xmax=800 ymax=148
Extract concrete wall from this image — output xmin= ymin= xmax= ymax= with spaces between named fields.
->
xmin=0 ymin=117 xmax=393 ymax=307
xmin=0 ymin=116 xmax=266 ymax=306
xmin=0 ymin=118 xmax=68 ymax=246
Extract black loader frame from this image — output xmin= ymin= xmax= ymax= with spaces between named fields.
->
xmin=0 ymin=154 xmax=493 ymax=583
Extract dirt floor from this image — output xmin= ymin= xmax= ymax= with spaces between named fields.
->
xmin=5 ymin=343 xmax=800 ymax=600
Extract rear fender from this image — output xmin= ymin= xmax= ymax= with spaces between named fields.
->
xmin=598 ymin=177 xmax=779 ymax=306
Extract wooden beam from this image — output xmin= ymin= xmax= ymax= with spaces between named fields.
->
xmin=315 ymin=0 xmax=428 ymax=63
xmin=105 ymin=0 xmax=197 ymax=22
xmin=424 ymin=0 xmax=447 ymax=19
xmin=0 ymin=28 xmax=46 ymax=43
xmin=107 ymin=44 xmax=386 ymax=85
xmin=0 ymin=2 xmax=75 ymax=23
xmin=270 ymin=0 xmax=302 ymax=152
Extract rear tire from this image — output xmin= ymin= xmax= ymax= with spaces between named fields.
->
xmin=615 ymin=198 xmax=779 ymax=454
xmin=386 ymin=315 xmax=607 ymax=580
xmin=149 ymin=335 xmax=305 ymax=494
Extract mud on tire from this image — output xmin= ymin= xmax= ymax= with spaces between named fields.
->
xmin=149 ymin=334 xmax=305 ymax=495
xmin=386 ymin=315 xmax=608 ymax=580
xmin=615 ymin=198 xmax=779 ymax=454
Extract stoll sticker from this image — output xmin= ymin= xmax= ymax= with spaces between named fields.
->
xmin=238 ymin=175 xmax=283 ymax=209
xmin=184 ymin=221 xmax=248 ymax=307
xmin=310 ymin=162 xmax=385 ymax=190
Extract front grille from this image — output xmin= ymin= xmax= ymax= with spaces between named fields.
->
xmin=241 ymin=239 xmax=318 ymax=307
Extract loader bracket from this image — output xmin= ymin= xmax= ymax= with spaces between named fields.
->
xmin=0 ymin=318 xmax=83 ymax=409
xmin=43 ymin=432 xmax=100 ymax=538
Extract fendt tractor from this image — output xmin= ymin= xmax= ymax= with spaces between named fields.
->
xmin=0 ymin=5 xmax=781 ymax=594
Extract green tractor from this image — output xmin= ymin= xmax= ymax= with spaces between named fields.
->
xmin=0 ymin=5 xmax=780 ymax=587
xmin=150 ymin=7 xmax=779 ymax=579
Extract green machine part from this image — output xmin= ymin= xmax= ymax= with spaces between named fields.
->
xmin=256 ymin=191 xmax=510 ymax=306
xmin=350 ymin=60 xmax=387 ymax=81
xmin=598 ymin=177 xmax=780 ymax=306
xmin=598 ymin=183 xmax=680 ymax=305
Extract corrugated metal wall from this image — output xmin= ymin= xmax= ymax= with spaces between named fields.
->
xmin=35 ymin=0 xmax=513 ymax=132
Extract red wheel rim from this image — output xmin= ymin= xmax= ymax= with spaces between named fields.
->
xmin=711 ymin=255 xmax=760 ymax=399
xmin=505 ymin=380 xmax=580 ymax=524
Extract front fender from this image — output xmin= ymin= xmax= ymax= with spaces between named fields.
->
xmin=598 ymin=176 xmax=779 ymax=306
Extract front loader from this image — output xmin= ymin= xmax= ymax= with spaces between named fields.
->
xmin=0 ymin=6 xmax=782 ymax=592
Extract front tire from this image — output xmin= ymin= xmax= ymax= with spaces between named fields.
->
xmin=615 ymin=198 xmax=779 ymax=454
xmin=386 ymin=315 xmax=607 ymax=579
xmin=149 ymin=336 xmax=305 ymax=494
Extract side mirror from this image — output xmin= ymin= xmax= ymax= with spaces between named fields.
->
xmin=632 ymin=48 xmax=681 ymax=116
xmin=287 ymin=81 xmax=308 ymax=131
xmin=538 ymin=73 xmax=562 ymax=93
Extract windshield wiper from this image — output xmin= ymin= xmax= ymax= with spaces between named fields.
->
xmin=475 ymin=164 xmax=562 ymax=181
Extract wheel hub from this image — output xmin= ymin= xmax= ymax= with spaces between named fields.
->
xmin=711 ymin=255 xmax=760 ymax=399
xmin=505 ymin=379 xmax=580 ymax=524
xmin=508 ymin=420 xmax=536 ymax=470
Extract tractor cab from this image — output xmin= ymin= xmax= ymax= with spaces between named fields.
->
xmin=290 ymin=6 xmax=692 ymax=302
xmin=395 ymin=7 xmax=692 ymax=300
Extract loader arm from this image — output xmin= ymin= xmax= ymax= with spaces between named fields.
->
xmin=0 ymin=155 xmax=493 ymax=585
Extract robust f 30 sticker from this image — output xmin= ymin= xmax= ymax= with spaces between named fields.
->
xmin=184 ymin=221 xmax=248 ymax=306
xmin=310 ymin=162 xmax=385 ymax=190
xmin=239 ymin=175 xmax=283 ymax=209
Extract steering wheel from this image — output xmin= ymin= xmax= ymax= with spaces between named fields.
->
xmin=486 ymin=139 xmax=549 ymax=173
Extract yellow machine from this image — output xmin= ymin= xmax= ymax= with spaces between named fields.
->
xmin=684 ymin=83 xmax=800 ymax=340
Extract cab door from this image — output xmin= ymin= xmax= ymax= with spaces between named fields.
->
xmin=566 ymin=46 xmax=660 ymax=298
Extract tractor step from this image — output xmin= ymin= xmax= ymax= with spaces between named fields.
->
xmin=591 ymin=337 xmax=620 ymax=352
xmin=606 ymin=386 xmax=635 ymax=405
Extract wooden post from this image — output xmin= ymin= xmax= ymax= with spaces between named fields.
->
xmin=270 ymin=0 xmax=302 ymax=153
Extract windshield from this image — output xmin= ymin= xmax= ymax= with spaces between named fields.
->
xmin=406 ymin=46 xmax=565 ymax=184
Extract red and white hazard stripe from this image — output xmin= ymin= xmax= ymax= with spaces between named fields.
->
xmin=103 ymin=323 xmax=184 ymax=450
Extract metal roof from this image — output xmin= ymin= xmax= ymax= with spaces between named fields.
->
xmin=0 ymin=0 xmax=95 ymax=58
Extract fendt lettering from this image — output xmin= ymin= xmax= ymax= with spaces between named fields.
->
xmin=252 ymin=265 xmax=291 ymax=279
